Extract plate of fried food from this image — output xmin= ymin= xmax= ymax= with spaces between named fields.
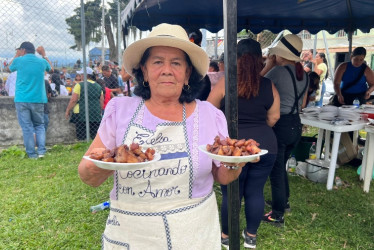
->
xmin=83 ymin=143 xmax=161 ymax=170
xmin=199 ymin=136 xmax=268 ymax=163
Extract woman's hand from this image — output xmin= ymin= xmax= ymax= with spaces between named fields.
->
xmin=212 ymin=157 xmax=260 ymax=185
xmin=78 ymin=136 xmax=114 ymax=187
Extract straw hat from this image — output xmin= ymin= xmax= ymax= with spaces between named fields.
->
xmin=123 ymin=23 xmax=209 ymax=77
xmin=268 ymin=34 xmax=302 ymax=62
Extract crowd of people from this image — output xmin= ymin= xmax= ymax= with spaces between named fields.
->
xmin=3 ymin=23 xmax=374 ymax=249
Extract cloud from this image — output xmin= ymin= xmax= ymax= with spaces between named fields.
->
xmin=0 ymin=0 xmax=84 ymax=65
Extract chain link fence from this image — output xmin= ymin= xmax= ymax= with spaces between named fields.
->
xmin=1 ymin=0 xmax=373 ymax=145
xmin=0 ymin=0 xmax=128 ymax=142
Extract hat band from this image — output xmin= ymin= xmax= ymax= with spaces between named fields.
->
xmin=280 ymin=37 xmax=300 ymax=57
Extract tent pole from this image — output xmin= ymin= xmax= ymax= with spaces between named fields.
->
xmin=312 ymin=34 xmax=318 ymax=71
xmin=223 ymin=0 xmax=239 ymax=249
xmin=348 ymin=31 xmax=353 ymax=57
xmin=215 ymin=33 xmax=218 ymax=59
xmin=322 ymin=31 xmax=334 ymax=81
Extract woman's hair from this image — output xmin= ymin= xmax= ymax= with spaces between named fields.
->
xmin=237 ymin=53 xmax=262 ymax=99
xmin=308 ymin=72 xmax=320 ymax=92
xmin=209 ymin=61 xmax=219 ymax=72
xmin=132 ymin=47 xmax=203 ymax=103
xmin=352 ymin=47 xmax=366 ymax=57
xmin=318 ymin=52 xmax=329 ymax=79
xmin=295 ymin=62 xmax=304 ymax=81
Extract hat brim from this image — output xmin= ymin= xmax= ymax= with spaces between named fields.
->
xmin=268 ymin=47 xmax=302 ymax=62
xmin=123 ymin=36 xmax=209 ymax=78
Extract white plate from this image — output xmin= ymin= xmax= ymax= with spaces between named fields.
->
xmin=198 ymin=145 xmax=268 ymax=163
xmin=83 ymin=153 xmax=161 ymax=170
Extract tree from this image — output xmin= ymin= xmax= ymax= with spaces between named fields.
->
xmin=65 ymin=0 xmax=129 ymax=61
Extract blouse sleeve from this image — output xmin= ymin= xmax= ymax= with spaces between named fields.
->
xmin=98 ymin=98 xmax=118 ymax=149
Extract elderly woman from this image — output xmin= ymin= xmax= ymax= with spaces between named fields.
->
xmin=78 ymin=23 xmax=247 ymax=249
xmin=260 ymin=34 xmax=309 ymax=226
xmin=208 ymin=39 xmax=280 ymax=249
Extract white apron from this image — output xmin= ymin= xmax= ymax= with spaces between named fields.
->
xmin=102 ymin=100 xmax=220 ymax=250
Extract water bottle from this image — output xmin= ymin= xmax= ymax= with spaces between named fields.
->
xmin=309 ymin=142 xmax=317 ymax=160
xmin=288 ymin=155 xmax=297 ymax=175
xmin=90 ymin=201 xmax=110 ymax=213
xmin=335 ymin=176 xmax=343 ymax=187
xmin=353 ymin=98 xmax=360 ymax=108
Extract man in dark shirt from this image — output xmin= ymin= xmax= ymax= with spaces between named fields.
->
xmin=101 ymin=65 xmax=121 ymax=95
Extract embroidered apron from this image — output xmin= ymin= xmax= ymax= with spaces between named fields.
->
xmin=102 ymin=100 xmax=220 ymax=250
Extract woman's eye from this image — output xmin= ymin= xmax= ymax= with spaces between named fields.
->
xmin=153 ymin=61 xmax=162 ymax=65
xmin=172 ymin=61 xmax=181 ymax=66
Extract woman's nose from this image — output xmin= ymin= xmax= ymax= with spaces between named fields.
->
xmin=161 ymin=62 xmax=173 ymax=75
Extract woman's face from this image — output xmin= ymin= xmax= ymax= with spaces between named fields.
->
xmin=315 ymin=53 xmax=323 ymax=64
xmin=75 ymin=74 xmax=82 ymax=81
xmin=351 ymin=55 xmax=365 ymax=67
xmin=141 ymin=46 xmax=191 ymax=101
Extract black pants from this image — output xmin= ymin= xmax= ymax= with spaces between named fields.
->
xmin=332 ymin=91 xmax=366 ymax=106
xmin=75 ymin=121 xmax=100 ymax=140
xmin=270 ymin=114 xmax=302 ymax=217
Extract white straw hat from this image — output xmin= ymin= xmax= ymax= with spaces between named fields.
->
xmin=123 ymin=23 xmax=209 ymax=77
xmin=268 ymin=34 xmax=303 ymax=62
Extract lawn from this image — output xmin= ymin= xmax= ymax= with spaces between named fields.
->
xmin=1 ymin=137 xmax=373 ymax=249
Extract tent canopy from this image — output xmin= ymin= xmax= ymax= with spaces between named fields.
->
xmin=122 ymin=0 xmax=374 ymax=34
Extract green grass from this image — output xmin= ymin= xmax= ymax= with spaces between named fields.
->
xmin=1 ymin=141 xmax=374 ymax=249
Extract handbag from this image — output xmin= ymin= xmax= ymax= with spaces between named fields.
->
xmin=329 ymin=63 xmax=367 ymax=106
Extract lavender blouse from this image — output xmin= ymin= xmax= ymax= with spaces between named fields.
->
xmin=98 ymin=96 xmax=229 ymax=199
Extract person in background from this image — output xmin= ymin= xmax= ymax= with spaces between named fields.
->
xmin=188 ymin=28 xmax=211 ymax=100
xmin=8 ymin=42 xmax=52 ymax=158
xmin=312 ymin=52 xmax=328 ymax=107
xmin=0 ymin=79 xmax=8 ymax=96
xmin=209 ymin=61 xmax=219 ymax=72
xmin=65 ymin=67 xmax=104 ymax=140
xmin=260 ymin=34 xmax=308 ymax=226
xmin=218 ymin=53 xmax=225 ymax=72
xmin=207 ymin=54 xmax=225 ymax=90
xmin=306 ymin=72 xmax=320 ymax=107
xmin=303 ymin=49 xmax=313 ymax=72
xmin=5 ymin=70 xmax=17 ymax=97
xmin=96 ymin=78 xmax=113 ymax=113
xmin=44 ymin=79 xmax=53 ymax=132
xmin=332 ymin=46 xmax=374 ymax=106
xmin=77 ymin=23 xmax=251 ymax=249
xmin=61 ymin=66 xmax=71 ymax=81
xmin=208 ymin=38 xmax=280 ymax=249
xmin=51 ymin=69 xmax=64 ymax=95
xmin=101 ymin=65 xmax=121 ymax=95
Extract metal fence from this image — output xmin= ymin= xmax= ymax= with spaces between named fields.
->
xmin=0 ymin=0 xmax=127 ymax=142
xmin=1 ymin=0 xmax=361 ymax=143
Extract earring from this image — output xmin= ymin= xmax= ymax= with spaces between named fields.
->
xmin=143 ymin=81 xmax=149 ymax=87
xmin=183 ymin=84 xmax=190 ymax=91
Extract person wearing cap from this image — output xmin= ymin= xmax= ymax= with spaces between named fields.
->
xmin=208 ymin=38 xmax=280 ymax=249
xmin=260 ymin=34 xmax=309 ymax=226
xmin=77 ymin=23 xmax=251 ymax=249
xmin=65 ymin=67 xmax=103 ymax=140
xmin=8 ymin=41 xmax=52 ymax=159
